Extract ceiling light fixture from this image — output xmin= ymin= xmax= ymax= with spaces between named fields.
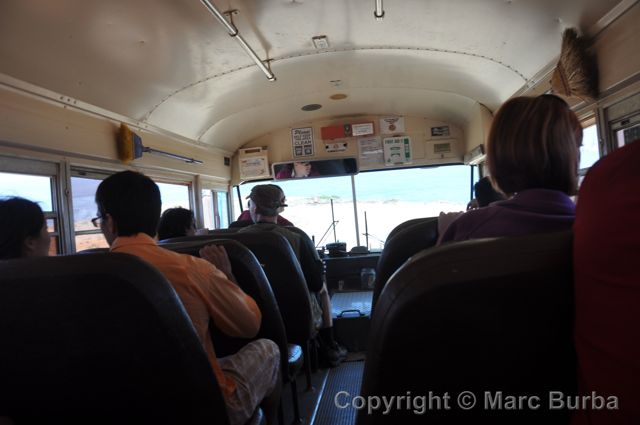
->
xmin=301 ymin=104 xmax=322 ymax=111
xmin=330 ymin=94 xmax=348 ymax=100
xmin=374 ymin=0 xmax=385 ymax=20
xmin=312 ymin=35 xmax=330 ymax=49
xmin=200 ymin=0 xmax=276 ymax=82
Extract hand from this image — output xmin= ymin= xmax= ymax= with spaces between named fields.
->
xmin=199 ymin=244 xmax=234 ymax=281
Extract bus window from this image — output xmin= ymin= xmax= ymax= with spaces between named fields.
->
xmin=202 ymin=189 xmax=230 ymax=229
xmin=580 ymin=124 xmax=601 ymax=170
xmin=235 ymin=176 xmax=356 ymax=247
xmin=234 ymin=165 xmax=472 ymax=250
xmin=71 ymin=176 xmax=109 ymax=251
xmin=157 ymin=182 xmax=190 ymax=213
xmin=354 ymin=165 xmax=471 ymax=249
xmin=615 ymin=122 xmax=640 ymax=148
xmin=0 ymin=168 xmax=61 ymax=255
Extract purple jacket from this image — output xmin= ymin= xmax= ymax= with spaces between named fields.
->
xmin=439 ymin=188 xmax=575 ymax=244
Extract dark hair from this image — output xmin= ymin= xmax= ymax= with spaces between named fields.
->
xmin=487 ymin=94 xmax=583 ymax=196
xmin=0 ymin=197 xmax=45 ymax=259
xmin=157 ymin=207 xmax=195 ymax=240
xmin=95 ymin=171 xmax=161 ymax=238
xmin=474 ymin=177 xmax=505 ymax=207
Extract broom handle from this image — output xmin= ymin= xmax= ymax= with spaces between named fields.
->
xmin=142 ymin=147 xmax=203 ymax=164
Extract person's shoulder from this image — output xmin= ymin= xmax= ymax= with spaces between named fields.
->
xmin=439 ymin=206 xmax=501 ymax=243
xmin=229 ymin=219 xmax=253 ymax=228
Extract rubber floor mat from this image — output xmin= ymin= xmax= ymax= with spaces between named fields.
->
xmin=312 ymin=361 xmax=365 ymax=425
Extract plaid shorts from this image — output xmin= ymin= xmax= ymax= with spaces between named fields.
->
xmin=218 ymin=339 xmax=280 ymax=425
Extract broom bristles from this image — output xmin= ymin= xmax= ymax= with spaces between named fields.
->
xmin=117 ymin=123 xmax=144 ymax=163
xmin=551 ymin=28 xmax=599 ymax=100
xmin=117 ymin=123 xmax=135 ymax=163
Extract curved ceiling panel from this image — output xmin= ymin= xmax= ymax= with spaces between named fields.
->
xmin=0 ymin=0 xmax=622 ymax=152
xmin=199 ymin=88 xmax=480 ymax=152
xmin=147 ymin=49 xmax=523 ymax=147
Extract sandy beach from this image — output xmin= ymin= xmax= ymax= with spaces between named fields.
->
xmin=279 ymin=197 xmax=465 ymax=250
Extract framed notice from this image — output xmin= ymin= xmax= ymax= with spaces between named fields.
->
xmin=430 ymin=125 xmax=450 ymax=137
xmin=380 ymin=116 xmax=405 ymax=135
xmin=352 ymin=122 xmax=375 ymax=137
xmin=291 ymin=127 xmax=315 ymax=158
xmin=239 ymin=157 xmax=269 ymax=179
xmin=358 ymin=137 xmax=383 ymax=167
xmin=383 ymin=136 xmax=412 ymax=165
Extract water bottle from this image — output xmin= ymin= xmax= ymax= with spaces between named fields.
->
xmin=360 ymin=268 xmax=376 ymax=290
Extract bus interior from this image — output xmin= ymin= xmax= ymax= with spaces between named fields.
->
xmin=1 ymin=0 xmax=639 ymax=423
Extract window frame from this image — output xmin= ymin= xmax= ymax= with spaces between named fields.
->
xmin=0 ymin=155 xmax=69 ymax=255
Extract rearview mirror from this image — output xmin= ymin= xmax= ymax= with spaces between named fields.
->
xmin=272 ymin=158 xmax=358 ymax=180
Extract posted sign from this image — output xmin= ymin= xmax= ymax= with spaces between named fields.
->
xmin=292 ymin=127 xmax=315 ymax=157
xmin=383 ymin=136 xmax=412 ymax=165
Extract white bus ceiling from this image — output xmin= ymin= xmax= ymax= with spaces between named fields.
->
xmin=0 ymin=0 xmax=638 ymax=163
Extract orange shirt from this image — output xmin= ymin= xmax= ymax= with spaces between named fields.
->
xmin=111 ymin=233 xmax=261 ymax=400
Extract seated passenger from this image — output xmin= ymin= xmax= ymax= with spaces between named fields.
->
xmin=439 ymin=94 xmax=582 ymax=243
xmin=230 ymin=204 xmax=293 ymax=228
xmin=239 ymin=184 xmax=347 ymax=366
xmin=94 ymin=171 xmax=280 ymax=425
xmin=474 ymin=176 xmax=506 ymax=207
xmin=437 ymin=176 xmax=506 ymax=239
xmin=157 ymin=207 xmax=196 ymax=240
xmin=573 ymin=140 xmax=640 ymax=425
xmin=0 ymin=197 xmax=51 ymax=259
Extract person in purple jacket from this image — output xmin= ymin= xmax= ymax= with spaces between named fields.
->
xmin=439 ymin=94 xmax=582 ymax=244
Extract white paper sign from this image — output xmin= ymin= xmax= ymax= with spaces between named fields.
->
xmin=352 ymin=122 xmax=375 ymax=137
xmin=380 ymin=117 xmax=405 ymax=135
xmin=358 ymin=137 xmax=383 ymax=167
xmin=291 ymin=127 xmax=315 ymax=157
xmin=240 ymin=157 xmax=269 ymax=179
xmin=383 ymin=136 xmax=412 ymax=165
xmin=324 ymin=142 xmax=348 ymax=153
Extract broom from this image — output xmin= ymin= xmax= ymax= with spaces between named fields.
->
xmin=551 ymin=28 xmax=599 ymax=101
xmin=117 ymin=123 xmax=203 ymax=164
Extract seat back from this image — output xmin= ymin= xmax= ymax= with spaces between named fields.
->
xmin=385 ymin=216 xmax=436 ymax=241
xmin=264 ymin=225 xmax=324 ymax=292
xmin=359 ymin=231 xmax=575 ymax=425
xmin=372 ymin=217 xmax=438 ymax=311
xmin=0 ymin=253 xmax=227 ymax=425
xmin=160 ymin=233 xmax=313 ymax=347
xmin=159 ymin=238 xmax=289 ymax=377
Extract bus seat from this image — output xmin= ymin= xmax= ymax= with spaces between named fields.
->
xmin=77 ymin=247 xmax=109 ymax=254
xmin=265 ymin=225 xmax=324 ymax=292
xmin=160 ymin=233 xmax=316 ymax=390
xmin=0 ymin=253 xmax=229 ymax=424
xmin=372 ymin=217 xmax=438 ymax=312
xmin=386 ymin=216 xmax=436 ymax=241
xmin=160 ymin=238 xmax=304 ymax=423
xmin=359 ymin=231 xmax=575 ymax=425
xmin=217 ymin=230 xmax=319 ymax=390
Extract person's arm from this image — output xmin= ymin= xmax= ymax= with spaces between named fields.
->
xmin=197 ymin=247 xmax=261 ymax=338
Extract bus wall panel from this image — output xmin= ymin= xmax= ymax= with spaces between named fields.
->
xmin=0 ymin=88 xmax=230 ymax=181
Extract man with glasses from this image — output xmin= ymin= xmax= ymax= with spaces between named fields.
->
xmin=93 ymin=170 xmax=281 ymax=425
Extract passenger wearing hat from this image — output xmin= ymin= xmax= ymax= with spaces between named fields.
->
xmin=229 ymin=185 xmax=293 ymax=228
xmin=239 ymin=184 xmax=347 ymax=366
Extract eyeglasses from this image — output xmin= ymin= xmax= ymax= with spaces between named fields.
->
xmin=91 ymin=215 xmax=103 ymax=228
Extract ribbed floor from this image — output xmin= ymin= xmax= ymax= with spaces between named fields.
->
xmin=312 ymin=361 xmax=365 ymax=425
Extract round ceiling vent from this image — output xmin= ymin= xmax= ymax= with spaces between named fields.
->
xmin=301 ymin=104 xmax=322 ymax=111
